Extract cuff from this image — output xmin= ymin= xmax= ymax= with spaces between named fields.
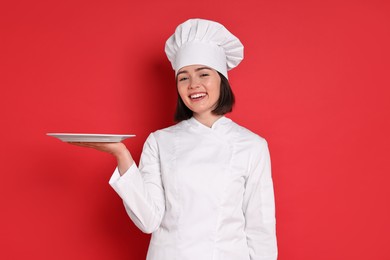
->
xmin=108 ymin=163 xmax=138 ymax=186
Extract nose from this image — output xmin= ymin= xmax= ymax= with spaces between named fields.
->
xmin=189 ymin=78 xmax=201 ymax=89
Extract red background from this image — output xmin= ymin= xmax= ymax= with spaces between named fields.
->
xmin=1 ymin=0 xmax=389 ymax=259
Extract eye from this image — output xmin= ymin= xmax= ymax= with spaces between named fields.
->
xmin=178 ymin=76 xmax=188 ymax=82
xmin=200 ymin=73 xmax=209 ymax=77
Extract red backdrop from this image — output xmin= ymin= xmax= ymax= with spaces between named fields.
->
xmin=1 ymin=0 xmax=389 ymax=259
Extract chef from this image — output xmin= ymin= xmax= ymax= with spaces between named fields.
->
xmin=74 ymin=18 xmax=277 ymax=260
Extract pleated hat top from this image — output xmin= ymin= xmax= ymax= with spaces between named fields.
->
xmin=165 ymin=18 xmax=244 ymax=79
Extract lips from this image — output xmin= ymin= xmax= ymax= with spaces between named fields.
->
xmin=189 ymin=93 xmax=207 ymax=100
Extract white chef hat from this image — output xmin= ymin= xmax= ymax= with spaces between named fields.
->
xmin=165 ymin=18 xmax=244 ymax=79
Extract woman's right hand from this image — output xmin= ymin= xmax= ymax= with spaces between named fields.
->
xmin=69 ymin=142 xmax=134 ymax=176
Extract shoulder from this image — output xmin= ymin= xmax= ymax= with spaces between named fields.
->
xmin=228 ymin=119 xmax=269 ymax=154
xmin=231 ymin=120 xmax=267 ymax=144
xmin=153 ymin=120 xmax=186 ymax=137
xmin=144 ymin=120 xmax=187 ymax=145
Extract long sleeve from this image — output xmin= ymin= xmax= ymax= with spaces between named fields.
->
xmin=242 ymin=138 xmax=278 ymax=260
xmin=109 ymin=133 xmax=165 ymax=234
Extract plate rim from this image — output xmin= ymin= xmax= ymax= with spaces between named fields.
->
xmin=47 ymin=133 xmax=136 ymax=137
xmin=47 ymin=133 xmax=136 ymax=142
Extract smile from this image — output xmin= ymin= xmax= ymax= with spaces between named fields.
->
xmin=190 ymin=93 xmax=207 ymax=99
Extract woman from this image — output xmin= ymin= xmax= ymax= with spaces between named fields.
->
xmin=74 ymin=18 xmax=277 ymax=260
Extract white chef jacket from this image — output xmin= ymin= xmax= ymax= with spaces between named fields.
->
xmin=109 ymin=116 xmax=277 ymax=260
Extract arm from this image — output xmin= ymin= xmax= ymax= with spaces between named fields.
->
xmin=243 ymin=139 xmax=278 ymax=260
xmin=109 ymin=133 xmax=165 ymax=234
xmin=68 ymin=137 xmax=164 ymax=233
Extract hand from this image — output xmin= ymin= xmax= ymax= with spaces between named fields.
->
xmin=69 ymin=142 xmax=134 ymax=175
xmin=70 ymin=142 xmax=126 ymax=156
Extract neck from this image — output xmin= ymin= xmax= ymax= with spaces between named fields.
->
xmin=193 ymin=113 xmax=223 ymax=128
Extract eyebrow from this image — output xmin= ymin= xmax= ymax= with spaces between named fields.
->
xmin=177 ymin=66 xmax=212 ymax=76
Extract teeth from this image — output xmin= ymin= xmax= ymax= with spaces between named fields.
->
xmin=190 ymin=93 xmax=206 ymax=99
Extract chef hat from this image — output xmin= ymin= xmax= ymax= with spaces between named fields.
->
xmin=165 ymin=18 xmax=244 ymax=79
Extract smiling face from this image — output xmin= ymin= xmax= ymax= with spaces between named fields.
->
xmin=176 ymin=65 xmax=221 ymax=120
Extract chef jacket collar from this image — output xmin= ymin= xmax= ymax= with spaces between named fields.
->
xmin=188 ymin=116 xmax=231 ymax=130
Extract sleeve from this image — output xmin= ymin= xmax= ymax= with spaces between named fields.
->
xmin=242 ymin=138 xmax=278 ymax=260
xmin=109 ymin=133 xmax=165 ymax=234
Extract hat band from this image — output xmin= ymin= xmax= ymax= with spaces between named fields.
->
xmin=174 ymin=41 xmax=228 ymax=79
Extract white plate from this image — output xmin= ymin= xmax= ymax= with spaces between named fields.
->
xmin=47 ymin=133 xmax=135 ymax=142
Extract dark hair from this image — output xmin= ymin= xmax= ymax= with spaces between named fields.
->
xmin=174 ymin=72 xmax=235 ymax=122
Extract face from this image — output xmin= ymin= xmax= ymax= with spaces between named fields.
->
xmin=176 ymin=65 xmax=221 ymax=118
